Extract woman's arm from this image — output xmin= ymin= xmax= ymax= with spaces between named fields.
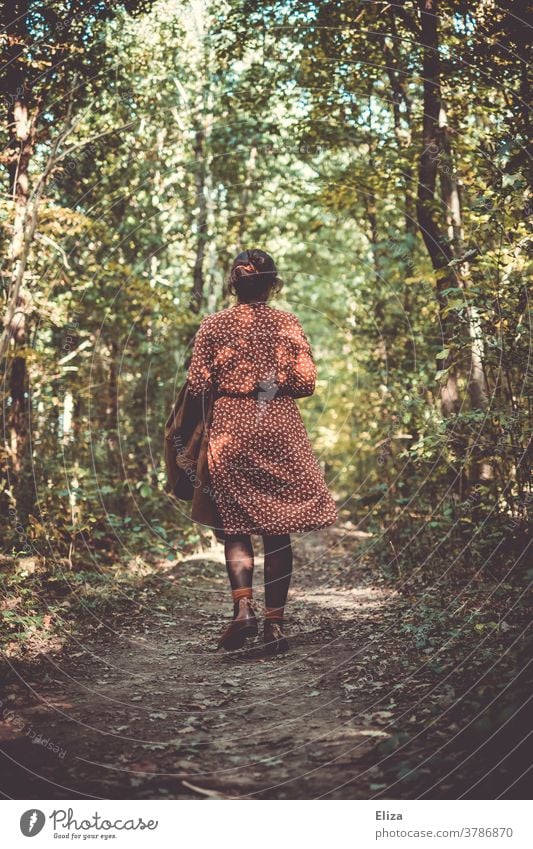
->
xmin=284 ymin=315 xmax=316 ymax=398
xmin=187 ymin=318 xmax=213 ymax=396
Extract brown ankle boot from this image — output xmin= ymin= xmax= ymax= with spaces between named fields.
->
xmin=217 ymin=594 xmax=258 ymax=651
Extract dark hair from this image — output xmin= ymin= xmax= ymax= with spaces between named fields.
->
xmin=228 ymin=248 xmax=283 ymax=303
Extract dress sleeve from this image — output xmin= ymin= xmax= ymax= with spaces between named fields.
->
xmin=187 ymin=318 xmax=213 ymax=396
xmin=285 ymin=315 xmax=316 ymax=398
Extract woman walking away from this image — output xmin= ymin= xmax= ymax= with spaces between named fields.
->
xmin=186 ymin=249 xmax=337 ymax=654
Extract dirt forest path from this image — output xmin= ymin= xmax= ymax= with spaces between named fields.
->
xmin=1 ymin=528 xmax=527 ymax=800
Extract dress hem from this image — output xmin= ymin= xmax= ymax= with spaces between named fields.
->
xmin=198 ymin=516 xmax=338 ymax=537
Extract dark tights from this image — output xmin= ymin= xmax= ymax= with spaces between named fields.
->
xmin=224 ymin=533 xmax=293 ymax=616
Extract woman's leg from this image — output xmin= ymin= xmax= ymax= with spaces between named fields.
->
xmin=263 ymin=533 xmax=293 ymax=613
xmin=217 ymin=533 xmax=257 ymax=650
xmin=224 ymin=533 xmax=254 ymax=618
xmin=263 ymin=534 xmax=292 ymax=652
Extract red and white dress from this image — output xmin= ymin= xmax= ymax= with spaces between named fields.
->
xmin=187 ymin=302 xmax=337 ymax=536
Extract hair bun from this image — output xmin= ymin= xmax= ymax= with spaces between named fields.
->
xmin=228 ymin=248 xmax=282 ymax=303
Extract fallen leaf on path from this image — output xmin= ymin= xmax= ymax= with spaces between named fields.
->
xmin=181 ymin=779 xmax=231 ymax=799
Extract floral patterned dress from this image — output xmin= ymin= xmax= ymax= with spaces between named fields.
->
xmin=186 ymin=302 xmax=337 ymax=536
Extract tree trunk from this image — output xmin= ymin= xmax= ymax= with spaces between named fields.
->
xmin=1 ymin=1 xmax=33 ymax=495
xmin=191 ymin=122 xmax=207 ymax=311
xmin=2 ymin=0 xmax=33 ymax=352
xmin=438 ymin=108 xmax=489 ymax=414
xmin=8 ymin=356 xmax=27 ymax=474
xmin=106 ymin=339 xmax=120 ymax=467
xmin=381 ymin=19 xmax=417 ymax=363
xmin=416 ymin=0 xmax=461 ymax=417
xmin=438 ymin=106 xmax=492 ymax=486
xmin=237 ymin=144 xmax=257 ymax=246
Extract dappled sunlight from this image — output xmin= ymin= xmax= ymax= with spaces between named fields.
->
xmin=179 ymin=549 xmax=226 ymax=565
xmin=294 ymin=585 xmax=395 ymax=615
